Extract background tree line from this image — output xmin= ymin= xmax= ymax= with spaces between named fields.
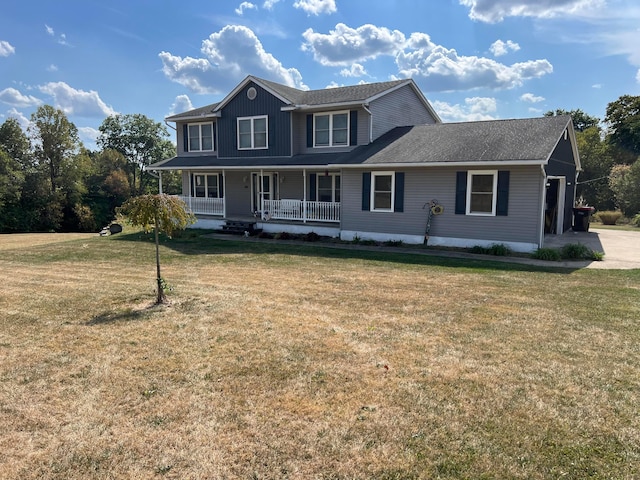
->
xmin=0 ymin=106 xmax=181 ymax=233
xmin=1 ymin=95 xmax=640 ymax=233
xmin=545 ymin=94 xmax=640 ymax=218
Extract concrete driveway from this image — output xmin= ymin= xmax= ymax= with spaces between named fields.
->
xmin=544 ymin=227 xmax=640 ymax=269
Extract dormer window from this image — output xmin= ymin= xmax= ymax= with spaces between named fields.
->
xmin=188 ymin=123 xmax=214 ymax=152
xmin=314 ymin=112 xmax=349 ymax=147
xmin=238 ymin=115 xmax=268 ymax=150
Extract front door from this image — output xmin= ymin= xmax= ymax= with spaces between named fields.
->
xmin=251 ymin=173 xmax=278 ymax=213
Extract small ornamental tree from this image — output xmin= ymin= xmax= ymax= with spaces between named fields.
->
xmin=118 ymin=194 xmax=195 ymax=304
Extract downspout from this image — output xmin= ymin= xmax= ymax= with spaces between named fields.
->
xmin=164 ymin=120 xmax=176 ymax=131
xmin=159 ymin=171 xmax=163 ymax=194
xmin=538 ymin=165 xmax=547 ymax=249
xmin=362 ymin=104 xmax=373 ymax=143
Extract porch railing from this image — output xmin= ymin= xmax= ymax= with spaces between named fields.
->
xmin=263 ymin=199 xmax=340 ymax=223
xmin=177 ymin=195 xmax=224 ymax=216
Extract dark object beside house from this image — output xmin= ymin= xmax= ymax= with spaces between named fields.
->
xmin=221 ymin=220 xmax=260 ymax=235
xmin=109 ymin=223 xmax=123 ymax=234
xmin=572 ymin=207 xmax=594 ymax=232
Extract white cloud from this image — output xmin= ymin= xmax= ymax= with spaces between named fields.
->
xmin=6 ymin=108 xmax=31 ymax=129
xmin=78 ymin=126 xmax=100 ymax=148
xmin=396 ymin=45 xmax=552 ymax=91
xmin=432 ymin=97 xmax=498 ymax=122
xmin=235 ymin=2 xmax=257 ymax=15
xmin=302 ymin=23 xmax=406 ymax=66
xmin=520 ymin=92 xmax=545 ymax=103
xmin=326 ymin=81 xmax=341 ymax=89
xmin=38 ymin=82 xmax=116 ymax=117
xmin=169 ymin=95 xmax=194 ymax=116
xmin=0 ymin=87 xmax=43 ymax=107
xmin=340 ymin=63 xmax=367 ymax=77
xmin=302 ymin=23 xmax=552 ymax=91
xmin=45 ymin=24 xmax=54 ymax=36
xmin=0 ymin=40 xmax=15 ymax=57
xmin=489 ymin=39 xmax=520 ymax=57
xmin=592 ymin=83 xmax=602 ymax=89
xmin=47 ymin=64 xmax=58 ymax=72
xmin=459 ymin=0 xmax=604 ymax=23
xmin=294 ymin=0 xmax=336 ymax=16
xmin=45 ymin=24 xmax=70 ymax=46
xmin=159 ymin=25 xmax=307 ymax=94
xmin=263 ymin=0 xmax=281 ymax=9
xmin=528 ymin=107 xmax=543 ymax=114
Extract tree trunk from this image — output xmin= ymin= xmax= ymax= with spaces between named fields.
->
xmin=154 ymin=209 xmax=165 ymax=304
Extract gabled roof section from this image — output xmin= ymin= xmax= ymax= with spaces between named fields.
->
xmin=165 ymin=75 xmax=441 ymax=122
xmin=165 ymin=102 xmax=220 ymax=122
xmin=341 ymin=115 xmax=575 ymax=167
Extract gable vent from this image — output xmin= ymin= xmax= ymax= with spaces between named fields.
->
xmin=247 ymin=87 xmax=257 ymax=100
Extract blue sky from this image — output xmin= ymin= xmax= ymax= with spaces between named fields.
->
xmin=1 ymin=0 xmax=639 ymax=149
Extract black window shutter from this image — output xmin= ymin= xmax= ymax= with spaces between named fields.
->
xmin=350 ymin=110 xmax=358 ymax=146
xmin=306 ymin=114 xmax=313 ymax=148
xmin=219 ymin=174 xmax=224 ymax=198
xmin=394 ymin=172 xmax=404 ymax=212
xmin=362 ymin=172 xmax=371 ymax=210
xmin=212 ymin=123 xmax=217 ymax=151
xmin=183 ymin=124 xmax=189 ymax=152
xmin=455 ymin=171 xmax=467 ymax=214
xmin=309 ymin=173 xmax=317 ymax=201
xmin=496 ymin=171 xmax=510 ymax=216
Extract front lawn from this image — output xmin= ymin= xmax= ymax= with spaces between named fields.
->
xmin=0 ymin=231 xmax=638 ymax=479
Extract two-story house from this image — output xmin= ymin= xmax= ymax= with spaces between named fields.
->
xmin=150 ymin=75 xmax=580 ymax=252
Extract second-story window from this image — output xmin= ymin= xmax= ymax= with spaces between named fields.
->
xmin=238 ymin=115 xmax=268 ymax=150
xmin=188 ymin=123 xmax=214 ymax=152
xmin=314 ymin=112 xmax=348 ymax=147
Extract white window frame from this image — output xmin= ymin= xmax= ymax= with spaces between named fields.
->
xmin=313 ymin=111 xmax=349 ymax=148
xmin=187 ymin=123 xmax=214 ymax=152
xmin=237 ymin=115 xmax=268 ymax=150
xmin=371 ymin=171 xmax=394 ymax=212
xmin=192 ymin=173 xmax=221 ymax=198
xmin=316 ymin=173 xmax=341 ymax=203
xmin=466 ymin=170 xmax=497 ymax=216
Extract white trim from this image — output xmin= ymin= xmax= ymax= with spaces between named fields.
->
xmin=340 ymin=230 xmax=422 ymax=244
xmin=426 ymin=236 xmax=538 ymax=253
xmin=237 ymin=115 xmax=268 ymax=150
xmin=213 ymin=76 xmax=293 ymax=112
xmin=313 ymin=111 xmax=349 ymax=148
xmin=370 ymin=171 xmax=395 ymax=212
xmin=466 ymin=170 xmax=497 ymax=216
xmin=546 ymin=175 xmax=567 ymax=235
xmin=187 ymin=122 xmax=215 ymax=152
xmin=192 ymin=172 xmax=222 ymax=199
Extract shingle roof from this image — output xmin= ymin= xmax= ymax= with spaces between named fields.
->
xmin=342 ymin=115 xmax=573 ymax=166
xmin=150 ymin=115 xmax=573 ymax=170
xmin=255 ymin=77 xmax=409 ymax=106
xmin=166 ymin=103 xmax=219 ymax=121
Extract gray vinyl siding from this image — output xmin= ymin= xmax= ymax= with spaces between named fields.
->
xmin=292 ymin=108 xmax=368 ymax=155
xmin=224 ymin=172 xmax=252 ymax=217
xmin=369 ymin=84 xmax=437 ymax=141
xmin=341 ymin=165 xmax=543 ymax=244
xmin=545 ymin=134 xmax=577 ymax=232
xmin=176 ymin=121 xmax=218 ymax=157
xmin=218 ymin=81 xmax=291 ymax=158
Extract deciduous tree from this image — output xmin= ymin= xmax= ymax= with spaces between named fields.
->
xmin=605 ymin=95 xmax=640 ymax=159
xmin=117 ymin=194 xmax=195 ymax=304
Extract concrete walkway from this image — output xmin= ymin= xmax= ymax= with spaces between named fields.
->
xmin=544 ymin=227 xmax=640 ymax=269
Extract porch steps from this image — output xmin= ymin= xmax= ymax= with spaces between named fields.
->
xmin=221 ymin=220 xmax=261 ymax=236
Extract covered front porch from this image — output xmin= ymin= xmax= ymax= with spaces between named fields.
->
xmin=166 ymin=169 xmax=341 ymax=224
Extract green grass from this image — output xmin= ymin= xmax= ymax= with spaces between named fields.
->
xmin=0 ymin=230 xmax=639 ymax=479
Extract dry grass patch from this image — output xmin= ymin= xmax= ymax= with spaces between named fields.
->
xmin=0 ymin=232 xmax=639 ymax=479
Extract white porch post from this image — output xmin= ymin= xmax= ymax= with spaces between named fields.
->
xmin=188 ymin=170 xmax=192 ymax=211
xmin=303 ymin=169 xmax=307 ymax=223
xmin=222 ymin=169 xmax=226 ymax=218
xmin=158 ymin=171 xmax=163 ymax=194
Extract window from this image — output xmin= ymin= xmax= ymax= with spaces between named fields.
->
xmin=317 ymin=174 xmax=341 ymax=202
xmin=467 ymin=171 xmax=497 ymax=215
xmin=371 ymin=172 xmax=394 ymax=211
xmin=188 ymin=123 xmax=214 ymax=152
xmin=238 ymin=116 xmax=268 ymax=150
xmin=193 ymin=174 xmax=221 ymax=198
xmin=314 ymin=112 xmax=349 ymax=147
